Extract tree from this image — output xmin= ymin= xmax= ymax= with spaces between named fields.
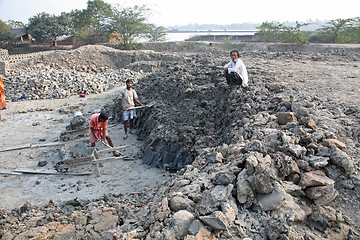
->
xmin=346 ymin=17 xmax=360 ymax=43
xmin=109 ymin=5 xmax=166 ymax=49
xmin=71 ymin=0 xmax=113 ymax=44
xmin=146 ymin=25 xmax=167 ymax=42
xmin=316 ymin=18 xmax=353 ymax=43
xmin=5 ymin=20 xmax=25 ymax=29
xmin=0 ymin=20 xmax=14 ymax=43
xmin=280 ymin=22 xmax=310 ymax=43
xmin=26 ymin=12 xmax=73 ymax=46
xmin=257 ymin=21 xmax=310 ymax=43
xmin=257 ymin=21 xmax=282 ymax=42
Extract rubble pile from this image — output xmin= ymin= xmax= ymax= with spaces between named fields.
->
xmin=3 ymin=45 xmax=180 ymax=100
xmin=1 ymin=43 xmax=360 ymax=239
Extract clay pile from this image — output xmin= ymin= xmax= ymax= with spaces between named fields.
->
xmin=0 ymin=43 xmax=360 ymax=239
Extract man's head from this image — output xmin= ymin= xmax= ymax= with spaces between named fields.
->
xmin=230 ymin=50 xmax=240 ymax=61
xmin=98 ymin=112 xmax=108 ymax=122
xmin=126 ymin=79 xmax=133 ymax=89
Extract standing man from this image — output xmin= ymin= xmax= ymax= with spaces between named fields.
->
xmin=119 ymin=79 xmax=144 ymax=139
xmin=224 ymin=50 xmax=249 ymax=87
xmin=89 ymin=111 xmax=120 ymax=156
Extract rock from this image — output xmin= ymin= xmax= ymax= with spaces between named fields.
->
xmin=52 ymin=224 xmax=77 ymax=240
xmin=287 ymin=144 xmax=307 ymax=158
xmin=188 ymin=219 xmax=204 ymax=235
xmin=90 ymin=208 xmax=118 ymax=232
xmin=324 ymin=138 xmax=346 ymax=150
xmin=305 ymin=184 xmax=339 ymax=205
xmin=329 ymin=147 xmax=355 ymax=174
xmin=169 ymin=196 xmax=192 ymax=212
xmin=299 ymin=171 xmax=335 ymax=189
xmin=282 ymin=181 xmax=305 ymax=197
xmin=193 ymin=226 xmax=215 ymax=239
xmin=304 ymin=156 xmax=329 ymax=169
xmin=275 ymin=153 xmax=300 ymax=179
xmin=257 ymin=182 xmax=286 ymax=211
xmin=200 ymin=211 xmax=229 ymax=230
xmin=299 ymin=116 xmax=317 ymax=129
xmin=187 ymin=220 xmax=216 ymax=239
xmin=172 ymin=210 xmax=194 ymax=238
xmin=308 ymin=206 xmax=340 ymax=231
xmin=273 ymin=193 xmax=308 ymax=222
xmin=213 ymin=171 xmax=235 ymax=185
xmin=66 ymin=114 xmax=86 ymax=130
xmin=197 ymin=191 xmax=220 ymax=216
xmin=221 ymin=198 xmax=238 ymax=223
xmin=276 ymin=112 xmax=296 ymax=125
xmin=210 ymin=184 xmax=234 ymax=203
xmin=206 ymin=152 xmax=223 ymax=164
xmin=236 ymin=169 xmax=255 ymax=208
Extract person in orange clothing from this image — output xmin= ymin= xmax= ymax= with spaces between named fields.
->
xmin=0 ymin=75 xmax=6 ymax=120
xmin=89 ymin=111 xmax=120 ymax=156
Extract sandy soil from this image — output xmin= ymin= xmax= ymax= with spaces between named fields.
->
xmin=0 ymin=86 xmax=170 ymax=209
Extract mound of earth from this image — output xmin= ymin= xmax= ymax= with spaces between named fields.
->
xmin=0 ymin=42 xmax=359 ymax=240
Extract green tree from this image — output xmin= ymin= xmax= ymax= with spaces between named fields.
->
xmin=316 ymin=18 xmax=353 ymax=43
xmin=5 ymin=20 xmax=25 ymax=29
xmin=26 ymin=12 xmax=73 ymax=45
xmin=280 ymin=22 xmax=310 ymax=43
xmin=257 ymin=21 xmax=283 ymax=42
xmin=110 ymin=5 xmax=149 ymax=49
xmin=340 ymin=17 xmax=360 ymax=43
xmin=257 ymin=21 xmax=310 ymax=43
xmin=0 ymin=20 xmax=14 ymax=43
xmin=110 ymin=5 xmax=166 ymax=49
xmin=146 ymin=25 xmax=167 ymax=42
xmin=71 ymin=0 xmax=113 ymax=44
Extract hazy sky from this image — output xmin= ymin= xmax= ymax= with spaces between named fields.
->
xmin=0 ymin=0 xmax=359 ymax=27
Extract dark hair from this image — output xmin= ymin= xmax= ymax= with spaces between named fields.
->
xmin=230 ymin=50 xmax=239 ymax=57
xmin=99 ymin=112 xmax=108 ymax=121
xmin=126 ymin=79 xmax=133 ymax=83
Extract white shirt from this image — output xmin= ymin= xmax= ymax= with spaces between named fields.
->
xmin=224 ymin=58 xmax=249 ymax=87
xmin=119 ymin=87 xmax=138 ymax=109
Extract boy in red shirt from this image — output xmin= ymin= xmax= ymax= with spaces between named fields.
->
xmin=89 ymin=112 xmax=120 ymax=156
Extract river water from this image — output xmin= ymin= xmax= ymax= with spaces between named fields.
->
xmin=165 ymin=30 xmax=257 ymax=42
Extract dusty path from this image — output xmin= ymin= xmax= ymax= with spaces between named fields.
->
xmin=0 ymin=86 xmax=170 ymax=209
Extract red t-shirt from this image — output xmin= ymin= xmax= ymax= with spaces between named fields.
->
xmin=89 ymin=114 xmax=107 ymax=131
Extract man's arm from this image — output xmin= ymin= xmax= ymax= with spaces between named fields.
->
xmin=119 ymin=99 xmax=127 ymax=111
xmin=90 ymin=127 xmax=99 ymax=140
xmin=134 ymin=98 xmax=144 ymax=106
xmin=224 ymin=61 xmax=231 ymax=74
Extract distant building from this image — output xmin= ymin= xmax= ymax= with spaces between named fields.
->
xmin=56 ymin=35 xmax=74 ymax=46
xmin=10 ymin=29 xmax=34 ymax=43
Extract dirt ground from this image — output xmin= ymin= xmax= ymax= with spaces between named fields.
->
xmin=0 ymin=86 xmax=170 ymax=210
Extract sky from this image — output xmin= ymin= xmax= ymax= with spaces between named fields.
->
xmin=0 ymin=0 xmax=359 ymax=27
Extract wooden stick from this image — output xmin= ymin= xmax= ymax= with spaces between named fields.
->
xmin=0 ymin=142 xmax=63 ymax=153
xmin=96 ymin=145 xmax=129 ymax=153
xmin=127 ymin=105 xmax=146 ymax=110
xmin=14 ymin=168 xmax=93 ymax=176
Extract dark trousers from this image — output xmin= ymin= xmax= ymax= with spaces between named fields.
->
xmin=225 ymin=72 xmax=243 ymax=86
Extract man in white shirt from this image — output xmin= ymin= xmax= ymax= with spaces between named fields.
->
xmin=224 ymin=50 xmax=249 ymax=87
xmin=119 ymin=79 xmax=144 ymax=139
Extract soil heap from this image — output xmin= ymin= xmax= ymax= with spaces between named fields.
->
xmin=1 ymin=42 xmax=360 ymax=239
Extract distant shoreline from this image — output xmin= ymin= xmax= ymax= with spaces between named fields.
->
xmin=165 ymin=30 xmax=258 ymax=42
xmin=167 ymin=29 xmax=258 ymax=33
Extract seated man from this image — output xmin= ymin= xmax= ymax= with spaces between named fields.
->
xmin=224 ymin=50 xmax=249 ymax=87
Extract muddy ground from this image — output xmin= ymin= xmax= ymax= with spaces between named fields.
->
xmin=0 ymin=87 xmax=170 ymax=209
xmin=0 ymin=42 xmax=359 ymax=239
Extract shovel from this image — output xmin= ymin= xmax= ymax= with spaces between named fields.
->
xmin=127 ymin=100 xmax=156 ymax=110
